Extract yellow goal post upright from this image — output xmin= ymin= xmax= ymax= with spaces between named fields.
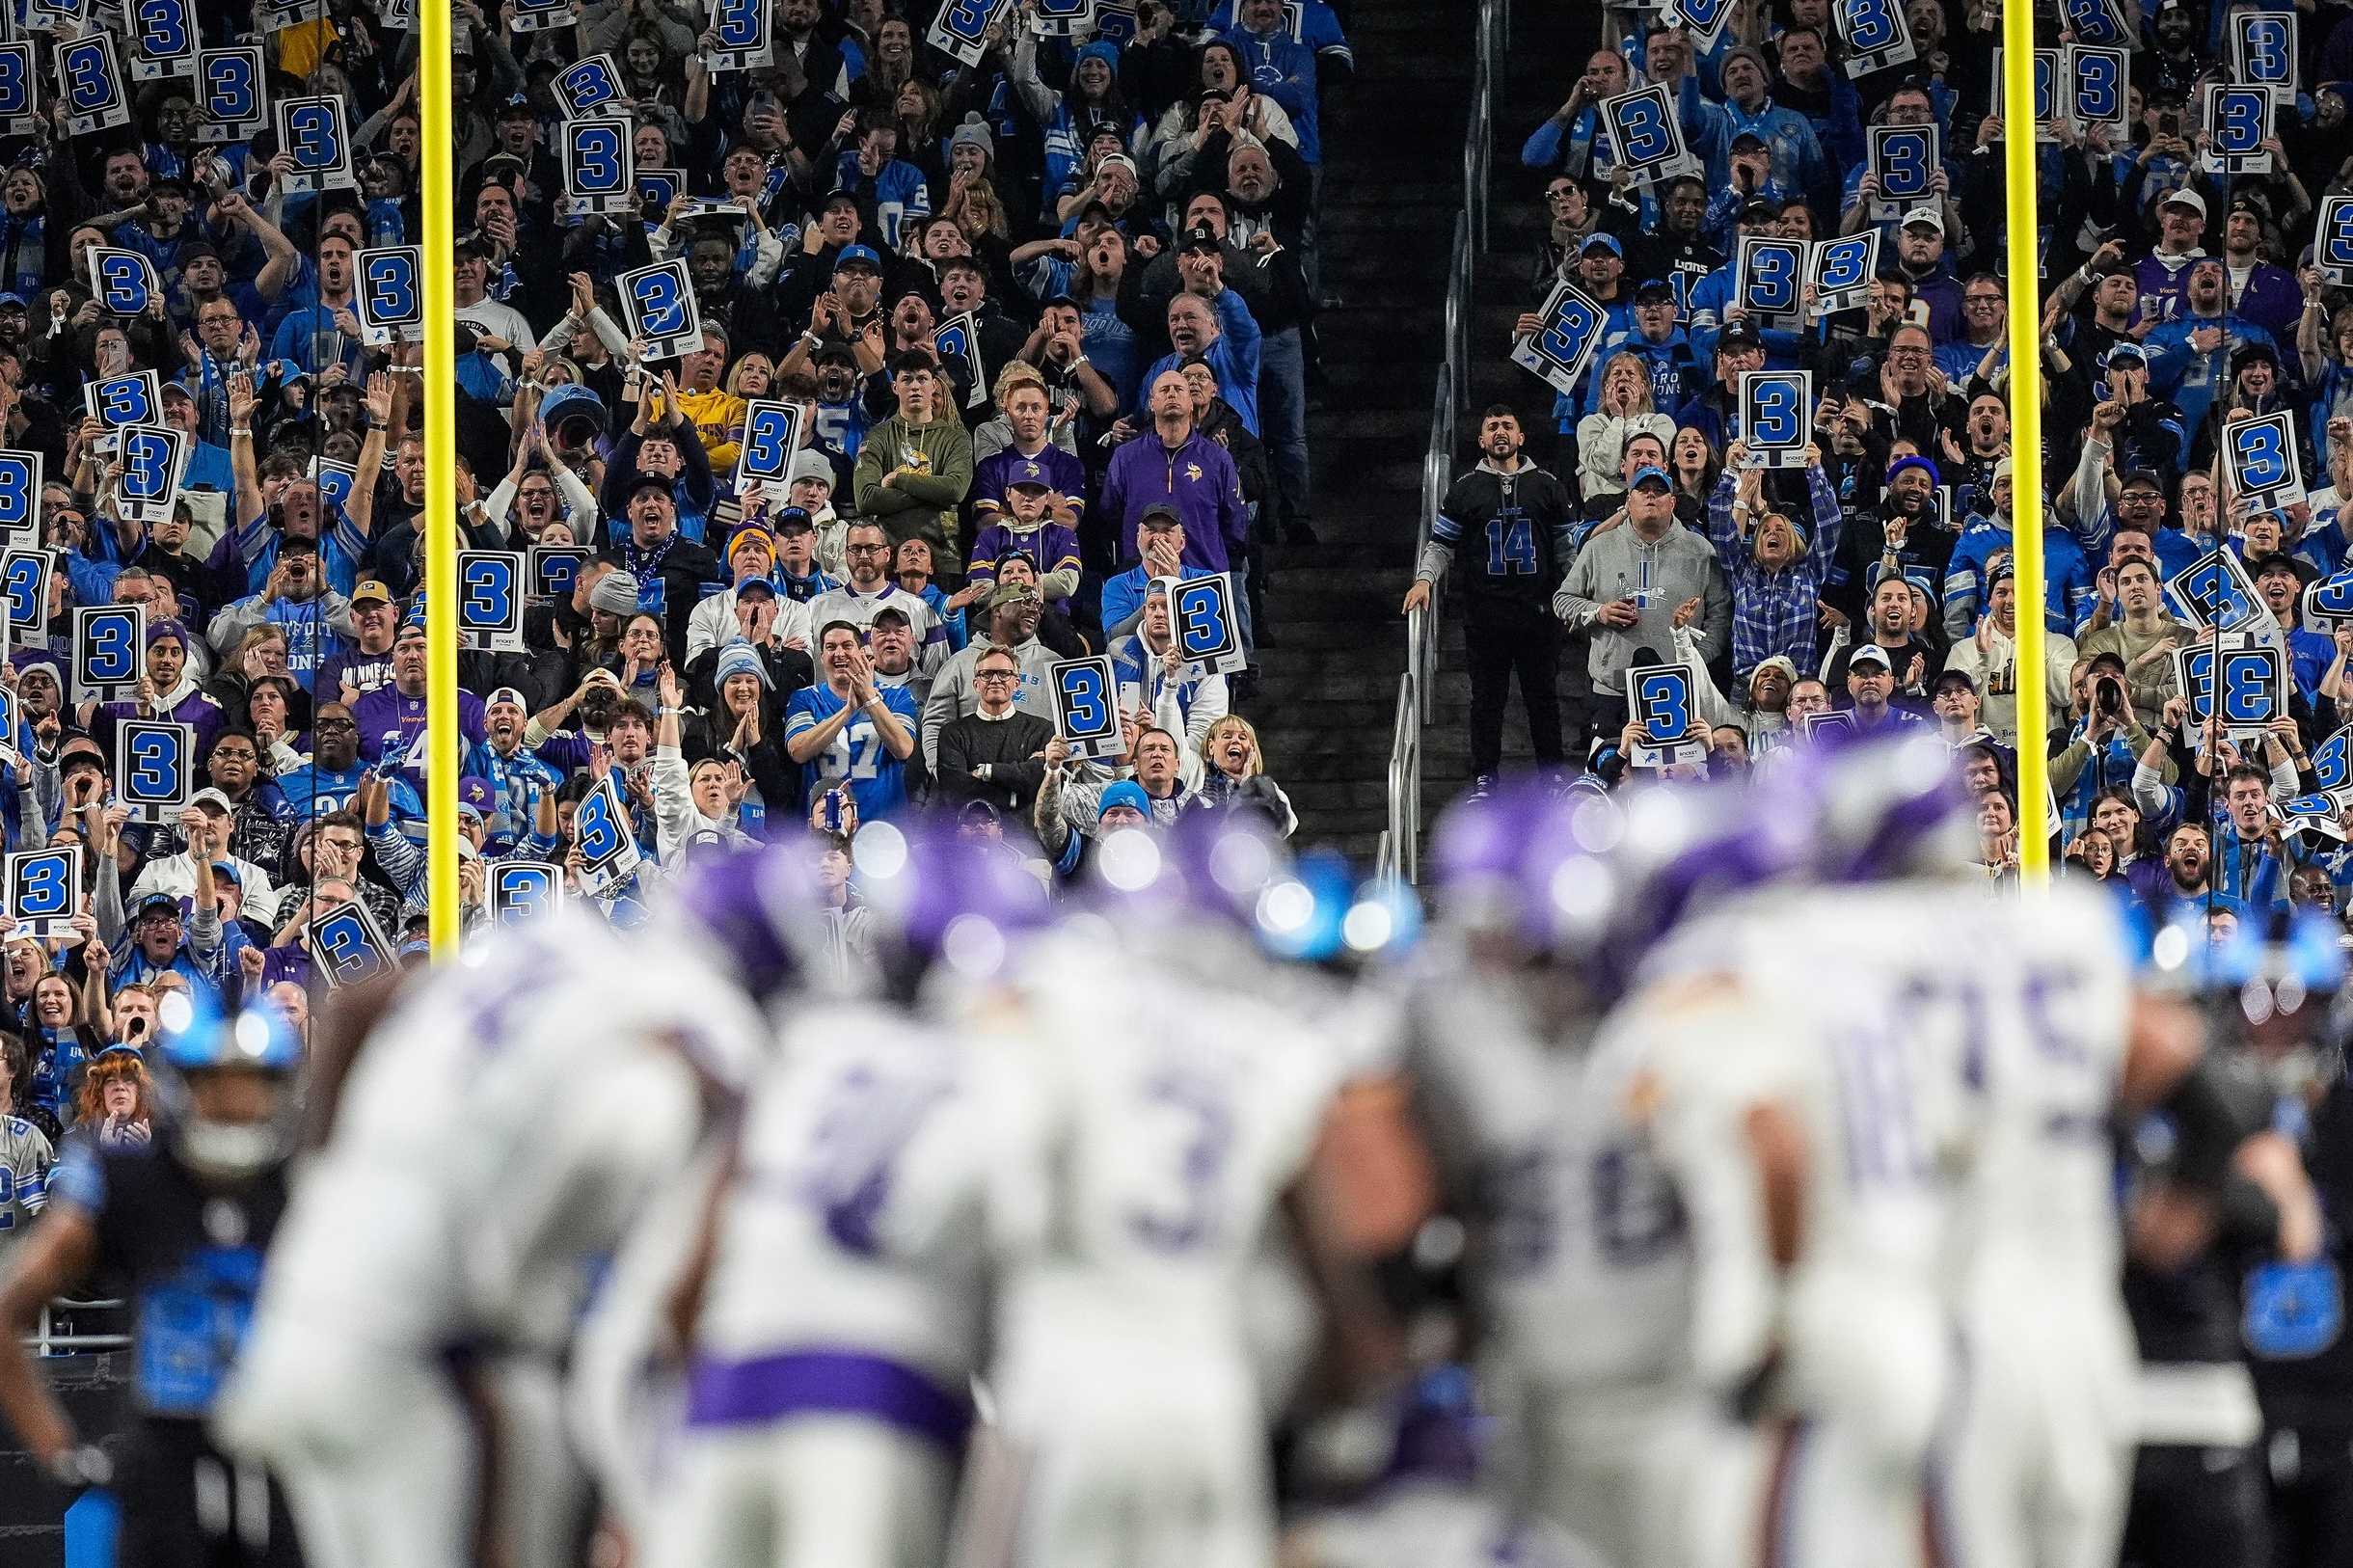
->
xmin=421 ymin=4 xmax=460 ymax=957
xmin=2003 ymin=15 xmax=2049 ymax=887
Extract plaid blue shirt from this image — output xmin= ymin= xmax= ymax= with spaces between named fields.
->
xmin=1704 ymin=462 xmax=1846 ymax=680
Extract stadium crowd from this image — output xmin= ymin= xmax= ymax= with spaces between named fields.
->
xmin=0 ymin=0 xmax=2351 ymax=1565
xmin=0 ymin=0 xmax=1358 ymax=1191
xmin=1405 ymin=0 xmax=2353 ymax=931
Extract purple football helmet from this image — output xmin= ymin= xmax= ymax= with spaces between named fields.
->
xmin=855 ymin=819 xmax=1054 ymax=983
xmin=1758 ymin=730 xmax=1973 ymax=885
xmin=665 ymin=839 xmax=823 ymax=1002
xmin=1576 ymin=776 xmax=1810 ymax=1000
xmin=1430 ymin=776 xmax=1578 ymax=931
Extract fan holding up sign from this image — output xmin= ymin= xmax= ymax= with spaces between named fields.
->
xmin=87 ymin=249 xmax=159 ymax=316
xmin=2222 ymin=410 xmax=2306 ymax=511
xmin=1510 ymin=277 xmax=1609 ymax=397
xmin=1626 ymin=662 xmax=1707 ymax=768
xmin=1597 ymin=85 xmax=1700 ymax=186
xmin=1865 ymin=123 xmax=1938 ymax=225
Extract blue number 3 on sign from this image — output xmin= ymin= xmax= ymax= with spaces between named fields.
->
xmin=14 ymin=854 xmax=69 ymax=918
xmin=3 ymin=555 xmax=41 ymax=628
xmin=1750 ymin=379 xmax=1803 ymax=446
xmin=2231 ymin=420 xmax=2291 ymax=490
xmin=1635 ymin=669 xmax=1690 ymax=743
xmin=95 ymin=255 xmax=148 ymax=313
xmin=1173 ymin=581 xmax=1233 ymax=660
xmin=1611 ymin=94 xmax=1674 ymax=165
xmin=364 ymin=253 xmax=417 ymax=321
xmin=631 ymin=270 xmax=687 ymax=336
xmin=495 ymin=865 xmax=556 ymax=923
xmin=742 ymin=407 xmax=795 ymax=479
xmin=577 ymin=788 xmax=625 ymax=863
xmin=85 ymin=611 xmax=138 ymax=683
xmin=126 ymin=727 xmax=181 ymax=800
xmin=462 ymin=558 xmax=515 ymax=628
xmin=1058 ymin=664 xmax=1110 ymax=736
xmin=1536 ymin=293 xmax=1603 ymax=375
xmin=2212 ymin=90 xmax=2266 ymax=153
xmin=311 ymin=909 xmax=381 ymax=985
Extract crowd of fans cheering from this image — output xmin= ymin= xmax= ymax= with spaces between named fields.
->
xmin=0 ymin=0 xmax=1357 ymax=1226
xmin=1413 ymin=0 xmax=2353 ymax=933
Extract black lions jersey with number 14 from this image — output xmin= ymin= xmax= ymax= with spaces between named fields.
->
xmin=1432 ymin=461 xmax=1580 ymax=613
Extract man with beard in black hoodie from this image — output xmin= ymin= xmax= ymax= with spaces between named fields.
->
xmin=1829 ymin=450 xmax=1953 ymax=626
xmin=1401 ymin=404 xmax=1579 ymax=793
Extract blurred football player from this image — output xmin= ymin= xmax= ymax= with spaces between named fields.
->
xmin=0 ymin=996 xmax=306 ymax=1568
xmin=1401 ymin=781 xmax=1699 ymax=1568
xmin=631 ymin=826 xmax=1043 ymax=1568
xmin=214 ymin=913 xmax=769 ymax=1568
xmin=962 ymin=812 xmax=1385 ymax=1568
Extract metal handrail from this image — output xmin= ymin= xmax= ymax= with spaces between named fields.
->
xmin=1383 ymin=0 xmax=1501 ymax=884
xmin=1383 ymin=669 xmax=1419 ymax=884
xmin=28 ymin=1297 xmax=128 ymax=1356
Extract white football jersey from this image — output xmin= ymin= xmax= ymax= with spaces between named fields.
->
xmin=692 ymin=1001 xmax=991 ymax=1385
xmin=980 ymin=925 xmax=1352 ymax=1362
xmin=1407 ymin=944 xmax=1690 ymax=1390
xmin=261 ymin=913 xmax=770 ymax=1355
xmin=1614 ymin=887 xmax=1978 ymax=1386
xmin=1931 ymin=881 xmax=2132 ymax=1292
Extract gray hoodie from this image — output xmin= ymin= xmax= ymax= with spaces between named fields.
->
xmin=920 ymin=634 xmax=1062 ymax=770
xmin=1554 ymin=520 xmax=1731 ymax=690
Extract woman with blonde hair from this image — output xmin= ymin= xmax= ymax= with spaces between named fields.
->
xmin=1181 ymin=714 xmax=1297 ymax=837
xmin=723 ymin=353 xmax=775 ymax=401
xmin=1576 ymin=354 xmax=1676 ymax=501
xmin=72 ymin=1046 xmax=153 ymax=1149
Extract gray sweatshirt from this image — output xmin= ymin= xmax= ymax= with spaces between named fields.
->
xmin=1554 ymin=520 xmax=1731 ymax=689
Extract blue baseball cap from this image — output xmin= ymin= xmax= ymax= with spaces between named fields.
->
xmin=833 ymin=244 xmax=883 ymax=272
xmin=1581 ymin=232 xmax=1623 ymax=257
xmin=1629 ymin=464 xmax=1672 ymax=491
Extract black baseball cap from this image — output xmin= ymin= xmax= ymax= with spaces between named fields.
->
xmin=1634 ymin=279 xmax=1674 ymax=305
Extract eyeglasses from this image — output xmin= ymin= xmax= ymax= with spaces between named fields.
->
xmin=846 ymin=543 xmax=892 ymax=555
xmin=1888 ymin=347 xmax=1927 ymax=360
xmin=975 ymin=668 xmax=1018 ymax=682
xmin=314 ymin=716 xmax=358 ymax=732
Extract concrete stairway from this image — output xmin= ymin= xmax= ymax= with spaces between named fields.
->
xmin=1240 ymin=0 xmax=1477 ymax=864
